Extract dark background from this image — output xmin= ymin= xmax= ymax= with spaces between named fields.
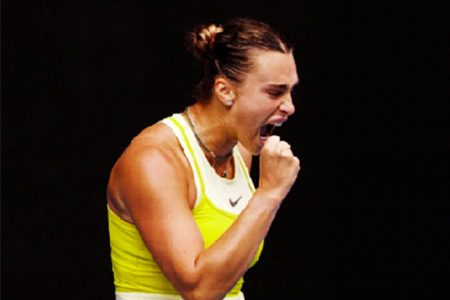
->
xmin=2 ymin=1 xmax=448 ymax=299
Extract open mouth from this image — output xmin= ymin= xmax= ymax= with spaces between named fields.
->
xmin=259 ymin=122 xmax=283 ymax=138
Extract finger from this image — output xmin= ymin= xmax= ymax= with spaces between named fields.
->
xmin=276 ymin=140 xmax=291 ymax=151
xmin=293 ymin=157 xmax=301 ymax=170
xmin=280 ymin=148 xmax=293 ymax=157
xmin=262 ymin=135 xmax=281 ymax=151
xmin=267 ymin=135 xmax=280 ymax=145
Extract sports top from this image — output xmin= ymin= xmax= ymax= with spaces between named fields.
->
xmin=108 ymin=113 xmax=264 ymax=298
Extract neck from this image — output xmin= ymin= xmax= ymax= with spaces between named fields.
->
xmin=186 ymin=101 xmax=236 ymax=162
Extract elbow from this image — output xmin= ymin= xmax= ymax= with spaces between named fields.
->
xmin=181 ymin=290 xmax=219 ymax=300
xmin=178 ymin=283 xmax=226 ymax=300
xmin=174 ymin=274 xmax=226 ymax=300
xmin=184 ymin=291 xmax=228 ymax=300
xmin=169 ymin=259 xmax=233 ymax=300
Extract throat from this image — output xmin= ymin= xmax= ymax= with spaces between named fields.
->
xmin=207 ymin=153 xmax=234 ymax=178
xmin=183 ymin=106 xmax=235 ymax=178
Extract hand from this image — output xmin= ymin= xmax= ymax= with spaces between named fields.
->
xmin=257 ymin=135 xmax=300 ymax=205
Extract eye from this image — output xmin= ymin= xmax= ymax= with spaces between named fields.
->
xmin=268 ymin=90 xmax=284 ymax=97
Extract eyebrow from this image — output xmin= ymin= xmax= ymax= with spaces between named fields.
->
xmin=265 ymin=81 xmax=299 ymax=89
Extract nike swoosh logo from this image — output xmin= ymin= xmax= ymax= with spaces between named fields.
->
xmin=229 ymin=196 xmax=242 ymax=207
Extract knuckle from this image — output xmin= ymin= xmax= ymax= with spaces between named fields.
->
xmin=280 ymin=141 xmax=290 ymax=147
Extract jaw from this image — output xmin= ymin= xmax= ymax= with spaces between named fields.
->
xmin=236 ymin=131 xmax=262 ymax=156
xmin=240 ymin=129 xmax=271 ymax=156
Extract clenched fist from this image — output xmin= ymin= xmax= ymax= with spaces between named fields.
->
xmin=257 ymin=135 xmax=300 ymax=205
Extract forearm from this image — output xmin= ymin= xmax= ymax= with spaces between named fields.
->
xmin=179 ymin=189 xmax=280 ymax=299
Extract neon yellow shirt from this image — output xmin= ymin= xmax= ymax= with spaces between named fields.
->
xmin=108 ymin=113 xmax=263 ymax=297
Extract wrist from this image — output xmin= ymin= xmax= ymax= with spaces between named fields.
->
xmin=252 ymin=188 xmax=282 ymax=211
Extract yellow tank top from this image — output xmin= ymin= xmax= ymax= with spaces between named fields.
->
xmin=108 ymin=113 xmax=264 ymax=298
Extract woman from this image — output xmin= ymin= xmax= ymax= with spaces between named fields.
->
xmin=107 ymin=18 xmax=300 ymax=300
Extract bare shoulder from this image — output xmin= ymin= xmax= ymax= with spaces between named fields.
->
xmin=107 ymin=121 xmax=191 ymax=221
xmin=117 ymin=122 xmax=184 ymax=172
xmin=132 ymin=122 xmax=180 ymax=157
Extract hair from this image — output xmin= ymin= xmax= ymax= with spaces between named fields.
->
xmin=186 ymin=18 xmax=293 ymax=101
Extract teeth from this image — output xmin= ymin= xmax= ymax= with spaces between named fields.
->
xmin=273 ymin=123 xmax=283 ymax=127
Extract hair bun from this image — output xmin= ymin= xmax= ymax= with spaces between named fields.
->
xmin=187 ymin=24 xmax=223 ymax=62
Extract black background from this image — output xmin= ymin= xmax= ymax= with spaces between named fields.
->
xmin=2 ymin=1 xmax=449 ymax=299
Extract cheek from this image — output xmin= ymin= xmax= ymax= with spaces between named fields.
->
xmin=236 ymin=105 xmax=263 ymax=129
xmin=233 ymin=89 xmax=278 ymax=128
xmin=236 ymin=92 xmax=272 ymax=114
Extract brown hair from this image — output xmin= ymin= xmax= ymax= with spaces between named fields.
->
xmin=186 ymin=18 xmax=293 ymax=101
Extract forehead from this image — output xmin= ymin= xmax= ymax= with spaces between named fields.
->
xmin=245 ymin=50 xmax=298 ymax=86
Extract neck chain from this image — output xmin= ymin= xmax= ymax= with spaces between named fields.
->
xmin=184 ymin=107 xmax=232 ymax=177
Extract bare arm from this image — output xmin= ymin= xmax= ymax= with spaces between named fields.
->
xmin=110 ymin=134 xmax=299 ymax=300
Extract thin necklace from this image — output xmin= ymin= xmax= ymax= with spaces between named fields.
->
xmin=184 ymin=107 xmax=232 ymax=177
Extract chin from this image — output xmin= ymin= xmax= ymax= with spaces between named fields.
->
xmin=239 ymin=134 xmax=266 ymax=155
xmin=250 ymin=137 xmax=266 ymax=155
xmin=248 ymin=147 xmax=261 ymax=156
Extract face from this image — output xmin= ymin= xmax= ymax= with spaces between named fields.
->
xmin=230 ymin=50 xmax=299 ymax=154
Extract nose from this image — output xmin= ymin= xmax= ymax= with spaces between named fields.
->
xmin=279 ymin=94 xmax=295 ymax=116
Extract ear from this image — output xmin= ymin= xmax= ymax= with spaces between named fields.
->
xmin=213 ymin=77 xmax=236 ymax=107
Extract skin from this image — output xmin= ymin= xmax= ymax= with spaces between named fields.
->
xmin=107 ymin=49 xmax=300 ymax=299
